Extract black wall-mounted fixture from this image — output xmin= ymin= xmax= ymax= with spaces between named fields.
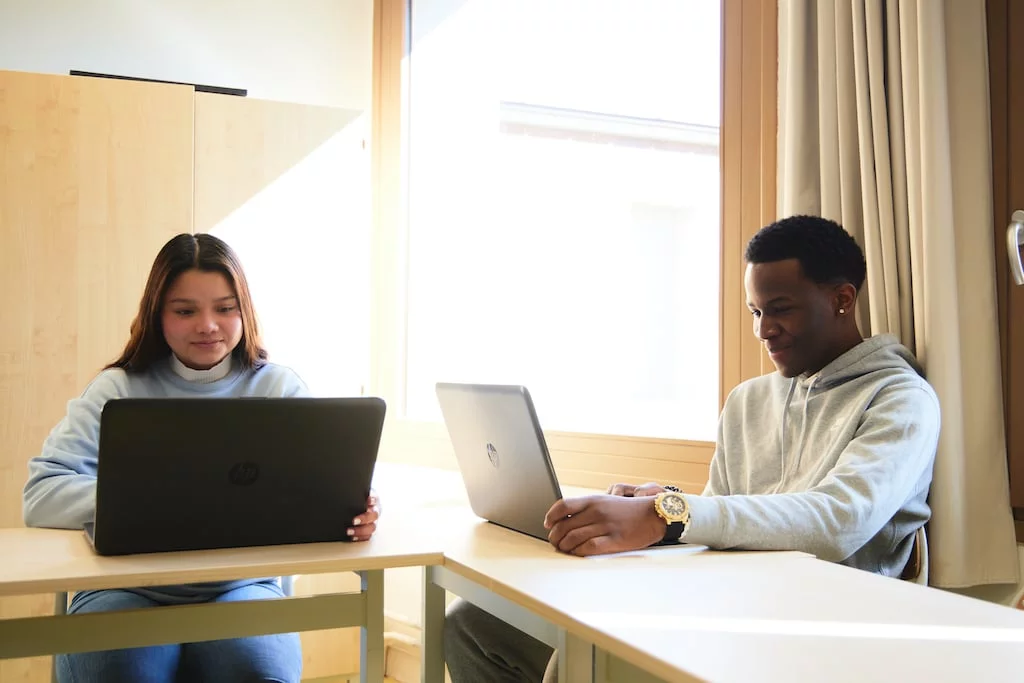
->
xmin=70 ymin=70 xmax=246 ymax=97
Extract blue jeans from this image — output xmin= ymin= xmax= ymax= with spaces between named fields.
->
xmin=56 ymin=580 xmax=302 ymax=683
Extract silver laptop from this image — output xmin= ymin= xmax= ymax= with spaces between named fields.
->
xmin=435 ymin=383 xmax=562 ymax=540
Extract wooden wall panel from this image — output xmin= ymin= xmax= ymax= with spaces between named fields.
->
xmin=0 ymin=69 xmax=194 ymax=682
xmin=193 ymin=91 xmax=368 ymax=679
xmin=720 ymin=0 xmax=779 ymax=400
xmin=2 ymin=73 xmax=369 ymax=683
xmin=990 ymin=0 xmax=1024 ymax=513
xmin=193 ymin=92 xmax=362 ymax=234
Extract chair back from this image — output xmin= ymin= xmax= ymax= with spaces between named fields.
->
xmin=900 ymin=526 xmax=929 ymax=585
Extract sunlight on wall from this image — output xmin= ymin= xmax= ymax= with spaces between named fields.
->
xmin=211 ymin=115 xmax=371 ymax=398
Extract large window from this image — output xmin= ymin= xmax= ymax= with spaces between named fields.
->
xmin=404 ymin=0 xmax=722 ymax=440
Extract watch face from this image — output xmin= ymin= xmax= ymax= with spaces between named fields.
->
xmin=662 ymin=493 xmax=686 ymax=517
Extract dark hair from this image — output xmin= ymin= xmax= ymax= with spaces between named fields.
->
xmin=744 ymin=215 xmax=867 ymax=291
xmin=107 ymin=233 xmax=268 ymax=372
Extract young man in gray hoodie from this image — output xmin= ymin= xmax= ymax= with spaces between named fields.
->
xmin=444 ymin=215 xmax=942 ymax=683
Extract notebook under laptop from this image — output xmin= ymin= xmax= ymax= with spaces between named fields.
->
xmin=435 ymin=383 xmax=561 ymax=540
xmin=85 ymin=396 xmax=386 ymax=556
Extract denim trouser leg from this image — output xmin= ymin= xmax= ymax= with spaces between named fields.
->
xmin=58 ymin=590 xmax=181 ymax=683
xmin=57 ymin=581 xmax=302 ymax=683
xmin=179 ymin=581 xmax=303 ymax=683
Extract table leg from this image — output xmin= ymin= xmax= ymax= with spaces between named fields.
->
xmin=421 ymin=565 xmax=446 ymax=683
xmin=360 ymin=570 xmax=385 ymax=683
xmin=557 ymin=629 xmax=595 ymax=683
xmin=598 ymin=652 xmax=669 ymax=683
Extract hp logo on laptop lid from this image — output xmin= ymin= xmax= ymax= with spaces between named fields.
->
xmin=228 ymin=461 xmax=260 ymax=486
xmin=486 ymin=443 xmax=500 ymax=468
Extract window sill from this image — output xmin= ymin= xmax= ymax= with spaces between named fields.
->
xmin=376 ymin=417 xmax=713 ymax=493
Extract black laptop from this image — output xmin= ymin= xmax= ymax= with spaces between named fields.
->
xmin=85 ymin=397 xmax=386 ymax=556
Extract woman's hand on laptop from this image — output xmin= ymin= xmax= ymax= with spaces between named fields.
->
xmin=348 ymin=490 xmax=381 ymax=542
xmin=543 ymin=495 xmax=664 ymax=556
xmin=606 ymin=482 xmax=665 ymax=497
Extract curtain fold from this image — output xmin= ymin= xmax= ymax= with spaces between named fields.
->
xmin=778 ymin=0 xmax=1017 ymax=588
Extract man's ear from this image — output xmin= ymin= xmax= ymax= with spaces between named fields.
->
xmin=834 ymin=283 xmax=857 ymax=316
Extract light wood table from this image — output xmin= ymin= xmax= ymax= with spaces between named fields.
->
xmin=421 ymin=507 xmax=1024 ymax=683
xmin=0 ymin=526 xmax=445 ymax=683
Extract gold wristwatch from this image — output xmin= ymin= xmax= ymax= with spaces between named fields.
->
xmin=653 ymin=491 xmax=689 ymax=543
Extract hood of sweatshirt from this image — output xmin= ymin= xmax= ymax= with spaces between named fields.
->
xmin=774 ymin=334 xmax=925 ymax=492
xmin=774 ymin=331 xmax=929 ymax=489
xmin=688 ymin=333 xmax=939 ymax=576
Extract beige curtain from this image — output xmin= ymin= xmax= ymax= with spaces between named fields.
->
xmin=778 ymin=0 xmax=1018 ymax=588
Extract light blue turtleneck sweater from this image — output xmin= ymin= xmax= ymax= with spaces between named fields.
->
xmin=22 ymin=355 xmax=309 ymax=602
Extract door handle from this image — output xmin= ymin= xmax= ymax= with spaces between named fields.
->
xmin=1009 ymin=210 xmax=1024 ymax=286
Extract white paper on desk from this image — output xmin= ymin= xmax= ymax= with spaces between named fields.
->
xmin=586 ymin=543 xmax=708 ymax=560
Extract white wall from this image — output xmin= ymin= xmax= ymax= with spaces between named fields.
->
xmin=0 ymin=0 xmax=372 ymax=109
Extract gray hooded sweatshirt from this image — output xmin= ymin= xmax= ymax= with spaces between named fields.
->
xmin=681 ymin=334 xmax=940 ymax=577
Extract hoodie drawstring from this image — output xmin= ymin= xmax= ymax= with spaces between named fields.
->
xmin=792 ymin=376 xmax=816 ymax=477
xmin=776 ymin=376 xmax=816 ymax=493
xmin=775 ymin=378 xmax=798 ymax=493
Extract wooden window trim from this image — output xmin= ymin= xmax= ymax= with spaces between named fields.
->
xmin=370 ymin=0 xmax=777 ymax=492
xmin=988 ymin=0 xmax=1024 ymax=540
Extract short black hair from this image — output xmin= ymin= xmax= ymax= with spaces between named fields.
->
xmin=744 ymin=215 xmax=867 ymax=291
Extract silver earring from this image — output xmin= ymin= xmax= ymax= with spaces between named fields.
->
xmin=838 ymin=308 xmax=846 ymax=314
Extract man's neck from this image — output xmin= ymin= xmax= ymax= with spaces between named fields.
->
xmin=807 ymin=332 xmax=865 ymax=377
xmin=835 ymin=330 xmax=865 ymax=358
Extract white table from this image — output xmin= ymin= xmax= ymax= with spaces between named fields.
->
xmin=419 ymin=506 xmax=1024 ymax=682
